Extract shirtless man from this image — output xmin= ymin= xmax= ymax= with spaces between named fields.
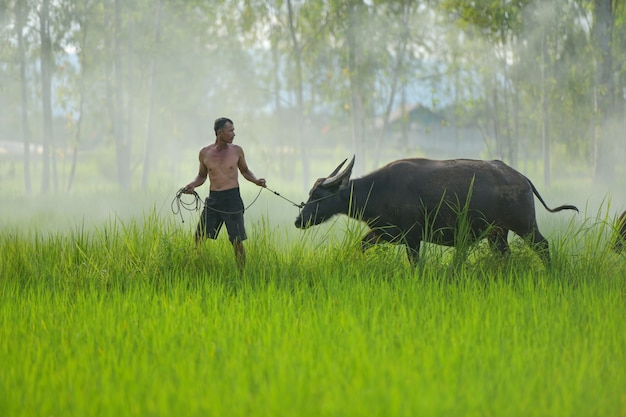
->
xmin=182 ymin=117 xmax=266 ymax=270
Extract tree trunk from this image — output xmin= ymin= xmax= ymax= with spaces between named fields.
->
xmin=592 ymin=0 xmax=615 ymax=183
xmin=16 ymin=1 xmax=32 ymax=194
xmin=347 ymin=1 xmax=366 ymax=174
xmin=40 ymin=0 xmax=56 ymax=193
xmin=492 ymin=77 xmax=501 ymax=160
xmin=512 ymin=73 xmax=520 ymax=171
xmin=141 ymin=0 xmax=163 ymax=190
xmin=114 ymin=0 xmax=130 ymax=190
xmin=541 ymin=28 xmax=551 ymax=187
xmin=287 ymin=0 xmax=310 ymax=192
xmin=67 ymin=23 xmax=88 ymax=192
xmin=400 ymin=86 xmax=408 ymax=151
xmin=373 ymin=1 xmax=410 ymax=169
xmin=127 ymin=13 xmax=135 ymax=175
xmin=501 ymin=31 xmax=515 ymax=167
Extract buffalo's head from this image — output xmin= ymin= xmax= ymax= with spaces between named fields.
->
xmin=295 ymin=156 xmax=355 ymax=229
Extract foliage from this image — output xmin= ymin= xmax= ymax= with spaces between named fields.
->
xmin=0 ymin=0 xmax=625 ymax=192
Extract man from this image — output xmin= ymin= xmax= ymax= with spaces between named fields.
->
xmin=181 ymin=117 xmax=266 ymax=270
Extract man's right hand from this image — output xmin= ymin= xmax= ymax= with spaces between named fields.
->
xmin=180 ymin=186 xmax=193 ymax=194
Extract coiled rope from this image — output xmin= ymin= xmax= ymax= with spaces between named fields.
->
xmin=171 ymin=186 xmax=289 ymax=223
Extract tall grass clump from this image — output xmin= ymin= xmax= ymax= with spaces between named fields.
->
xmin=1 ymin=207 xmax=625 ymax=417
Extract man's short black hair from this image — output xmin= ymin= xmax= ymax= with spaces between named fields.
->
xmin=214 ymin=117 xmax=233 ymax=134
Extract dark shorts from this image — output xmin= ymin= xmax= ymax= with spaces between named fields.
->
xmin=196 ymin=188 xmax=247 ymax=242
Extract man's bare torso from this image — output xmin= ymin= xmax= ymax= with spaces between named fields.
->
xmin=202 ymin=143 xmax=242 ymax=191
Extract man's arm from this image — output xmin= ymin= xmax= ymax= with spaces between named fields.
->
xmin=238 ymin=148 xmax=266 ymax=187
xmin=182 ymin=149 xmax=209 ymax=193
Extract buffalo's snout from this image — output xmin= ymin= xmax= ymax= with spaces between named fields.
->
xmin=295 ymin=216 xmax=308 ymax=229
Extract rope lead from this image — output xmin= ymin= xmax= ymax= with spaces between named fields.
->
xmin=171 ymin=186 xmax=304 ymax=224
xmin=263 ymin=186 xmax=305 ymax=209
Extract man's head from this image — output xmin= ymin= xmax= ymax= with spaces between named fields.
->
xmin=214 ymin=117 xmax=233 ymax=135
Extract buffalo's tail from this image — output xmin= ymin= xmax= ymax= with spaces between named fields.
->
xmin=527 ymin=178 xmax=579 ymax=213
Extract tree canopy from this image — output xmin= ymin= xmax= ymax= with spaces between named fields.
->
xmin=0 ymin=0 xmax=624 ymax=192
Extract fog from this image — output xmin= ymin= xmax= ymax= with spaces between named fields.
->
xmin=1 ymin=0 xmax=625 ymax=235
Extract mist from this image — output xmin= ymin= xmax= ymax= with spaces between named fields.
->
xmin=1 ymin=0 xmax=625 ymax=234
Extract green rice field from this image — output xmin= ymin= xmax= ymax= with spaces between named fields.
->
xmin=1 ymin=191 xmax=625 ymax=417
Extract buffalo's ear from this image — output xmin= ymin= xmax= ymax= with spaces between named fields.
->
xmin=321 ymin=155 xmax=355 ymax=188
xmin=338 ymin=175 xmax=351 ymax=190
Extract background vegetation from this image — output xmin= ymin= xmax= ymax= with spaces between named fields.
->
xmin=0 ymin=0 xmax=625 ymax=196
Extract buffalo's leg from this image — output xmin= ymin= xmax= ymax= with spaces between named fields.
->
xmin=512 ymin=219 xmax=551 ymax=265
xmin=361 ymin=230 xmax=391 ymax=253
xmin=361 ymin=230 xmax=383 ymax=252
xmin=487 ymin=228 xmax=510 ymax=256
xmin=361 ymin=228 xmax=401 ymax=251
xmin=405 ymin=241 xmax=421 ymax=264
xmin=363 ymin=228 xmax=421 ymax=264
xmin=528 ymin=228 xmax=550 ymax=264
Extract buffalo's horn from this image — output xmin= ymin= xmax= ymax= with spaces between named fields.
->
xmin=328 ymin=158 xmax=348 ymax=177
xmin=321 ymin=155 xmax=355 ymax=188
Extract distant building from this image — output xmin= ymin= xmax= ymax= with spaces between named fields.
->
xmin=0 ymin=141 xmax=43 ymax=157
xmin=380 ymin=103 xmax=485 ymax=159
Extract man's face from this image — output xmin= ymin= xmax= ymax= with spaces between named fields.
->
xmin=218 ymin=122 xmax=235 ymax=143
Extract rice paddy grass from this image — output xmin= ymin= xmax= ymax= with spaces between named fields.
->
xmin=1 ymin=199 xmax=625 ymax=417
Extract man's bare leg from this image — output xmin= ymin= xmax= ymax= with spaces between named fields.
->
xmin=195 ymin=228 xmax=208 ymax=246
xmin=233 ymin=240 xmax=246 ymax=272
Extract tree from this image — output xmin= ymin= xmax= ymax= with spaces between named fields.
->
xmin=39 ymin=0 xmax=57 ymax=193
xmin=140 ymin=0 xmax=163 ymax=189
xmin=285 ymin=0 xmax=310 ymax=191
xmin=592 ymin=0 xmax=616 ymax=183
xmin=438 ymin=0 xmax=531 ymax=168
xmin=3 ymin=0 xmax=623 ymax=195
xmin=371 ymin=0 xmax=425 ymax=169
xmin=15 ymin=0 xmax=33 ymax=194
xmin=61 ymin=0 xmax=90 ymax=192
xmin=113 ymin=0 xmax=130 ymax=190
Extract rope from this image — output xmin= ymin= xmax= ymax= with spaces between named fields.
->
xmin=265 ymin=187 xmax=335 ymax=208
xmin=171 ymin=187 xmax=266 ymax=223
xmin=171 ymin=188 xmax=203 ymax=223
xmin=263 ymin=186 xmax=305 ymax=209
xmin=171 ymin=185 xmax=312 ymax=224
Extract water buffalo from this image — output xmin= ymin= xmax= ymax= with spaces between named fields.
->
xmin=295 ymin=156 xmax=579 ymax=264
xmin=611 ymin=211 xmax=626 ymax=253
